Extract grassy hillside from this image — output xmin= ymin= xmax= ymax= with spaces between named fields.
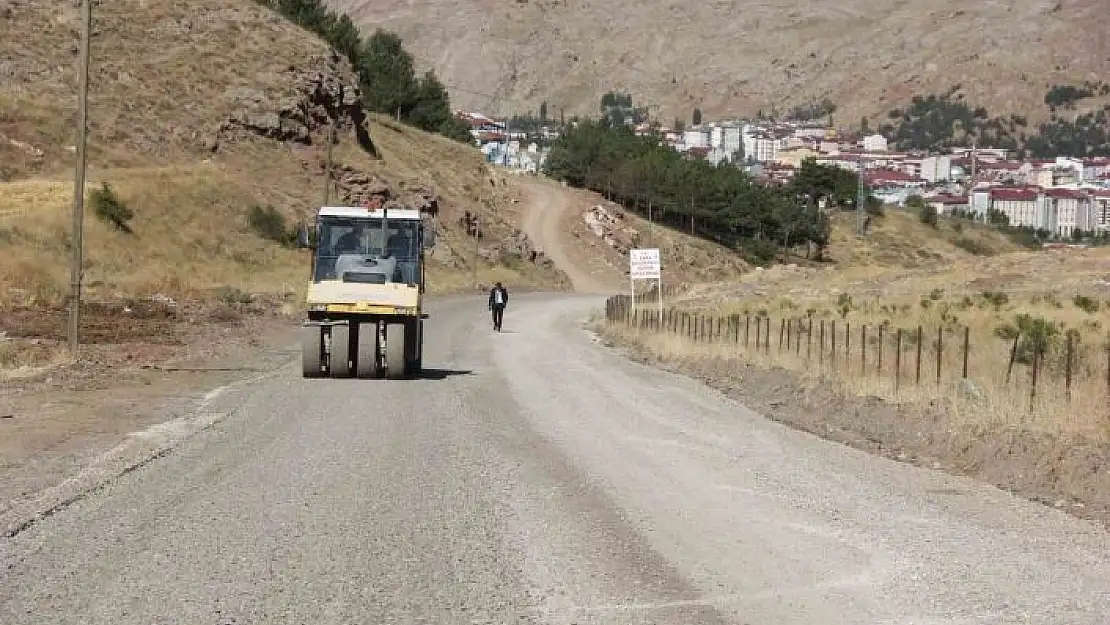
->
xmin=0 ymin=0 xmax=563 ymax=309
xmin=822 ymin=209 xmax=1023 ymax=269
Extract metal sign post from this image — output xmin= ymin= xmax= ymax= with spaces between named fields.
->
xmin=629 ymin=248 xmax=663 ymax=324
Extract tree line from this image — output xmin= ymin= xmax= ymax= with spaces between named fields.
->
xmin=879 ymin=84 xmax=1110 ymax=158
xmin=254 ymin=0 xmax=472 ymax=143
xmin=542 ymin=117 xmax=870 ymax=265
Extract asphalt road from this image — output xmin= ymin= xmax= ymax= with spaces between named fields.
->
xmin=2 ymin=294 xmax=1109 ymax=624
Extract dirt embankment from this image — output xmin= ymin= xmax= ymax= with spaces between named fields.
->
xmin=0 ymin=296 xmax=299 ymax=510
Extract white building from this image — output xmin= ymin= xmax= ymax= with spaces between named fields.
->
xmin=1042 ymin=188 xmax=1094 ymax=236
xmin=723 ymin=127 xmax=742 ymax=156
xmin=919 ymin=155 xmax=952 ymax=183
xmin=741 ymin=129 xmax=783 ymax=163
xmin=706 ymin=147 xmax=731 ymax=167
xmin=862 ymin=134 xmax=889 ymax=152
xmin=991 ymin=188 xmax=1042 ymax=228
xmin=1091 ymin=190 xmax=1110 ymax=230
xmin=970 ymin=188 xmax=992 ymax=219
xmin=710 ymin=126 xmax=724 ymax=149
xmin=683 ymin=129 xmax=710 ymax=150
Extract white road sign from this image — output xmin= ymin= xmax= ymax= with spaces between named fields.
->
xmin=629 ymin=248 xmax=661 ymax=280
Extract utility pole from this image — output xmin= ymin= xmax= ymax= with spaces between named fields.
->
xmin=472 ymin=212 xmax=480 ymax=285
xmin=855 ymin=154 xmax=868 ymax=237
xmin=503 ymin=102 xmax=512 ymax=167
xmin=324 ymin=122 xmax=335 ymax=207
xmin=970 ymin=139 xmax=978 ymax=193
xmin=322 ymin=119 xmax=336 ymax=206
xmin=67 ymin=0 xmax=92 ymax=356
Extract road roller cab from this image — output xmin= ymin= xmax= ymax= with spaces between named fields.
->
xmin=298 ymin=205 xmax=435 ymax=379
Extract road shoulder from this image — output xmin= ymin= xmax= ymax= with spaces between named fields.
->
xmin=594 ymin=322 xmax=1110 ymax=529
xmin=0 ymin=308 xmax=299 ymax=531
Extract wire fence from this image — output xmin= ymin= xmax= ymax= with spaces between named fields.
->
xmin=605 ymin=294 xmax=1110 ymax=425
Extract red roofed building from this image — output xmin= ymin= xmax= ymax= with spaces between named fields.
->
xmin=1082 ymin=158 xmax=1110 ymax=182
xmin=925 ymin=193 xmax=970 ymax=215
xmin=863 ymin=168 xmax=927 ymax=188
xmin=990 ymin=187 xmax=1040 ymax=227
xmin=1090 ymin=189 xmax=1110 ymax=231
xmin=1043 ymin=188 xmax=1094 ymax=236
xmin=979 ymin=160 xmax=1025 ymax=184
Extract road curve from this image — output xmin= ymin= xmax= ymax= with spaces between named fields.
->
xmin=2 ymin=294 xmax=1109 ymax=624
xmin=518 ymin=178 xmax=617 ymax=295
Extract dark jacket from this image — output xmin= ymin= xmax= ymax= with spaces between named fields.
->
xmin=488 ymin=286 xmax=509 ymax=308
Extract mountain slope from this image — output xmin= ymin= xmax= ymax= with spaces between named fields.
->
xmin=327 ymin=0 xmax=1107 ymax=128
xmin=0 ymin=0 xmax=565 ymax=307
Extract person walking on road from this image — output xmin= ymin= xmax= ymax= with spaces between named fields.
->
xmin=488 ymin=282 xmax=509 ymax=331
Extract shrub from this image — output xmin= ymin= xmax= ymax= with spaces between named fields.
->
xmin=739 ymin=238 xmax=779 ymax=266
xmin=91 ymin=182 xmax=135 ymax=233
xmin=980 ymin=291 xmax=1009 ymax=309
xmin=994 ymin=313 xmax=1061 ymax=364
xmin=1073 ymin=294 xmax=1099 ymax=314
xmin=953 ymin=236 xmax=993 ymax=255
xmin=247 ymin=204 xmax=297 ymax=247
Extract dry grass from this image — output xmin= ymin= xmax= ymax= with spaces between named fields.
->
xmin=334 ymin=0 xmax=1108 ymax=128
xmin=610 ymin=244 xmax=1110 ymax=440
xmin=0 ymin=164 xmax=306 ymax=306
xmin=0 ymin=0 xmax=565 ymax=320
xmin=0 ymin=340 xmax=71 ymax=381
xmin=822 ymin=210 xmax=1022 ymax=268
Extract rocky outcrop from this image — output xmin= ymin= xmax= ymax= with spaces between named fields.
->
xmin=584 ymin=204 xmax=639 ymax=255
xmin=210 ymin=51 xmax=376 ymax=157
xmin=502 ymin=229 xmax=556 ymax=270
xmin=329 ymin=164 xmax=443 ymax=217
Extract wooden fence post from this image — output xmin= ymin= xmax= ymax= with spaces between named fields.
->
xmin=845 ymin=321 xmax=851 ymax=368
xmin=830 ymin=320 xmax=837 ymax=370
xmin=796 ymin=319 xmax=803 ymax=356
xmin=915 ymin=325 xmax=923 ymax=385
xmin=962 ymin=326 xmax=970 ymax=379
xmin=936 ymin=325 xmax=943 ymax=386
xmin=806 ymin=318 xmax=813 ymax=359
xmin=1065 ymin=330 xmax=1075 ymax=401
xmin=744 ymin=315 xmax=751 ymax=348
xmin=1030 ymin=344 xmax=1041 ymax=412
xmin=877 ymin=325 xmax=884 ymax=374
xmin=764 ymin=317 xmax=770 ymax=354
xmin=819 ymin=320 xmax=825 ymax=366
xmin=1006 ymin=334 xmax=1019 ymax=383
xmin=861 ymin=324 xmax=867 ymax=372
xmin=779 ymin=318 xmax=786 ymax=351
xmin=895 ymin=328 xmax=903 ymax=391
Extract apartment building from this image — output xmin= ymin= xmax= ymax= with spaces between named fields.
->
xmin=1091 ymin=190 xmax=1110 ymax=230
xmin=991 ymin=187 xmax=1041 ymax=227
xmin=919 ymin=155 xmax=952 ymax=183
xmin=722 ymin=126 xmax=742 ymax=156
xmin=1042 ymin=188 xmax=1093 ymax=236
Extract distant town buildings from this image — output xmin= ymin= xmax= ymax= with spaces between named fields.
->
xmin=453 ymin=108 xmax=1110 ymax=237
